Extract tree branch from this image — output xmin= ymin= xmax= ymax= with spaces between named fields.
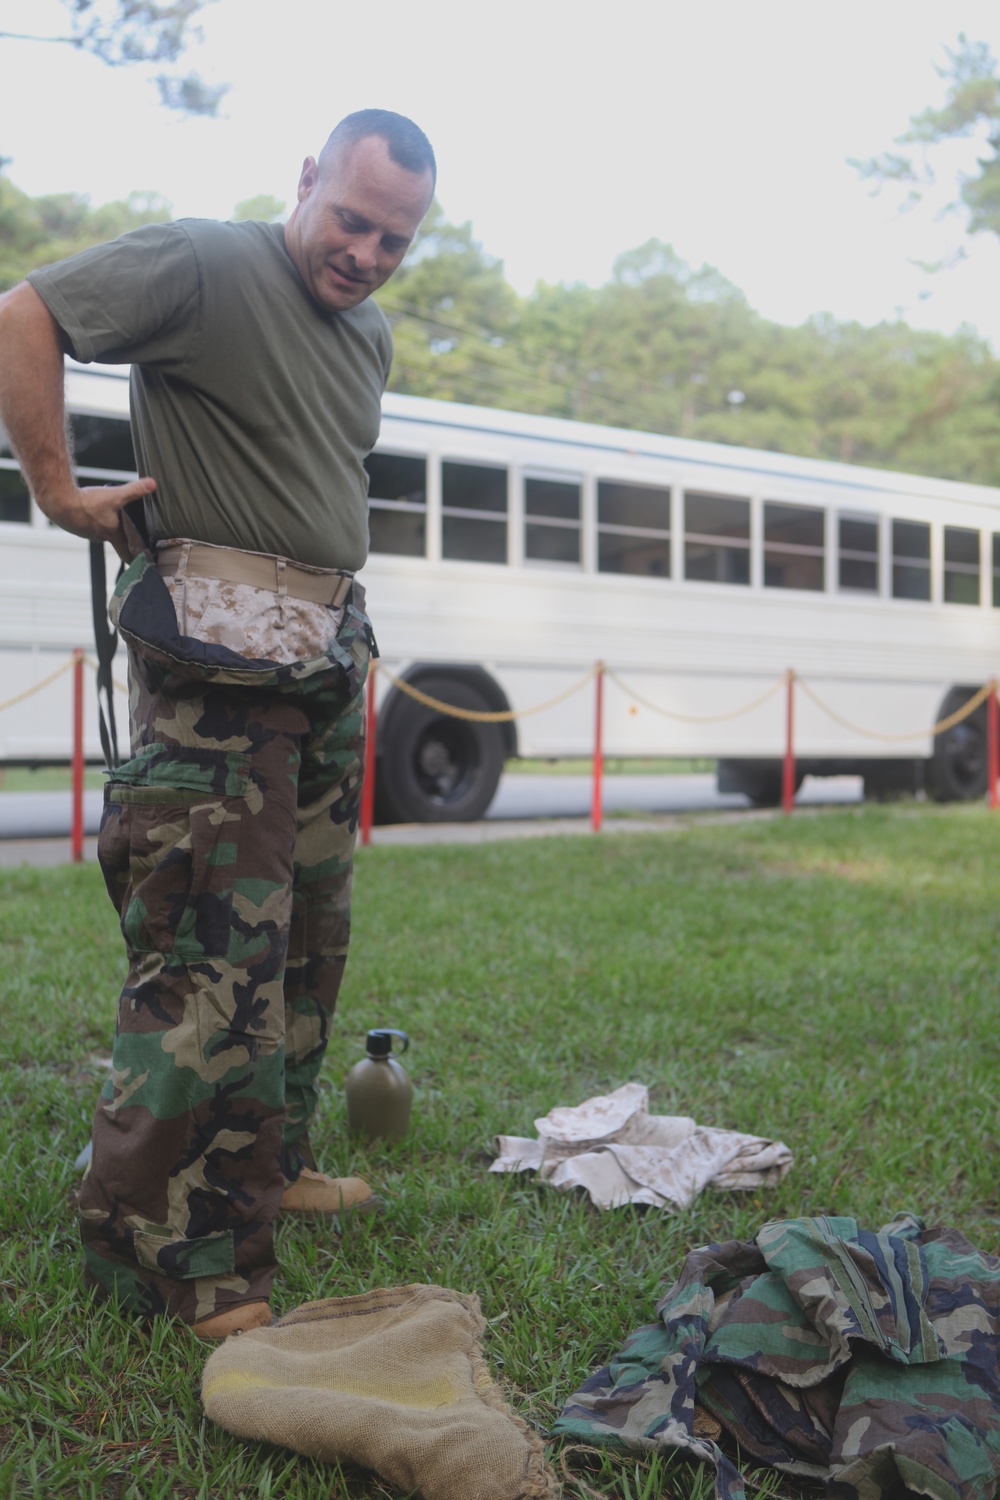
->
xmin=0 ymin=31 xmax=83 ymax=46
xmin=0 ymin=3 xmax=226 ymax=114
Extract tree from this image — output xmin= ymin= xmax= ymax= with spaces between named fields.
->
xmin=232 ymin=194 xmax=286 ymax=223
xmin=5 ymin=164 xmax=999 ymax=487
xmin=853 ymin=34 xmax=1000 ymax=238
xmin=0 ymin=0 xmax=227 ymax=119
xmin=379 ymin=214 xmax=1000 ymax=484
xmin=579 ymin=242 xmax=761 ymax=435
xmin=0 ymin=171 xmax=171 ymax=289
xmin=376 ymin=203 xmax=523 ymax=406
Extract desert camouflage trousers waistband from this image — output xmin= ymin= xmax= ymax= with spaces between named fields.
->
xmin=155 ymin=538 xmax=355 ymax=608
xmin=160 ymin=559 xmax=346 ymax=667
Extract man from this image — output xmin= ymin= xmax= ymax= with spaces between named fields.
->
xmin=0 ymin=110 xmax=436 ymax=1338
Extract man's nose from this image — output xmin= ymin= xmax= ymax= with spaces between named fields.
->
xmin=347 ymin=233 xmax=381 ymax=271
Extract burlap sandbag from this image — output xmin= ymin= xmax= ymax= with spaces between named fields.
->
xmin=201 ymin=1284 xmax=561 ymax=1500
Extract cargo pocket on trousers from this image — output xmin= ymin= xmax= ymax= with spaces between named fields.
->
xmin=100 ymin=745 xmax=252 ymax=962
xmin=326 ymin=598 xmax=375 ymax=697
xmin=134 ymin=1228 xmax=236 ymax=1280
xmin=97 ymin=792 xmax=132 ymax=917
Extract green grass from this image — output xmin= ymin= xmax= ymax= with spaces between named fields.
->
xmin=507 ymin=757 xmax=715 ymax=775
xmin=0 ymin=761 xmax=715 ymax=792
xmin=2 ymin=803 xmax=999 ymax=1497
xmin=0 ymin=766 xmax=105 ymax=792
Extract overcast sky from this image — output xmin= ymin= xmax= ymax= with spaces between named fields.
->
xmin=3 ymin=0 xmax=1000 ymax=346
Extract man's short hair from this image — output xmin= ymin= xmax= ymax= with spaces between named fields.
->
xmin=321 ymin=110 xmax=436 ymax=188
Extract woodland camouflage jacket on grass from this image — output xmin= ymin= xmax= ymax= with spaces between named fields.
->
xmin=553 ymin=1213 xmax=1000 ymax=1500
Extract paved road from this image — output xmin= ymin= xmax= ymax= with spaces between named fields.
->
xmin=0 ymin=772 xmax=863 ymax=865
xmin=0 ymin=789 xmax=105 ymax=839
xmin=489 ymin=771 xmax=862 ymax=820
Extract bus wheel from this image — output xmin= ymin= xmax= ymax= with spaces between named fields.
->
xmin=374 ymin=675 xmax=505 ymax=823
xmin=861 ymin=760 xmax=920 ymax=801
xmin=927 ymin=686 xmax=987 ymax=802
xmin=717 ymin=759 xmax=800 ymax=806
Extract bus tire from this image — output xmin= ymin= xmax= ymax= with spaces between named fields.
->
xmin=374 ymin=674 xmax=506 ymax=823
xmin=926 ymin=686 xmax=987 ymax=802
xmin=861 ymin=760 xmax=921 ymax=802
xmin=717 ymin=759 xmax=801 ymax=806
xmin=747 ymin=771 xmax=783 ymax=808
xmin=747 ymin=768 xmax=805 ymax=807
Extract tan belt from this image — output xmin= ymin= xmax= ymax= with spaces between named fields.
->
xmin=156 ymin=541 xmax=354 ymax=608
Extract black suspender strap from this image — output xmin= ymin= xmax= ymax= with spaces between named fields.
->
xmin=89 ymin=539 xmax=120 ymax=771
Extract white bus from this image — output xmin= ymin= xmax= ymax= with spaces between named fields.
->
xmin=2 ymin=359 xmax=999 ymax=820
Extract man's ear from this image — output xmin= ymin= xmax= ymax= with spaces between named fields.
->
xmin=296 ymin=156 xmax=320 ymax=203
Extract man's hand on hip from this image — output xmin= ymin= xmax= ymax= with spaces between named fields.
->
xmin=49 ymin=475 xmax=158 ymax=563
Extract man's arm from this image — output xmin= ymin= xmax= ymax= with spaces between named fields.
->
xmin=0 ymin=282 xmax=155 ymax=562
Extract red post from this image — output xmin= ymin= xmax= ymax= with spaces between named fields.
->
xmin=988 ymin=679 xmax=998 ymax=811
xmin=591 ymin=662 xmax=604 ymax=833
xmin=71 ymin=648 xmax=85 ymax=863
xmin=782 ymin=669 xmax=796 ymax=814
xmin=360 ymin=664 xmax=378 ymax=846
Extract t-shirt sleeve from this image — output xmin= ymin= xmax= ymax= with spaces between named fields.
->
xmin=26 ymin=221 xmax=202 ymax=368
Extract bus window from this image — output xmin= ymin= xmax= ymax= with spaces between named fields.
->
xmin=442 ymin=461 xmax=508 ymax=563
xmin=524 ymin=476 xmax=581 ymax=566
xmin=597 ymin=480 xmax=670 ymax=577
xmin=994 ymin=534 xmax=1000 ymax=607
xmin=366 ymin=451 xmax=427 ymax=557
xmin=943 ymin=525 xmax=980 ymax=605
xmin=0 ymin=462 xmax=31 ymax=524
xmin=70 ymin=414 xmax=136 ymax=474
xmin=892 ymin=520 xmax=931 ymax=601
xmin=838 ymin=514 xmax=879 ymax=593
xmin=764 ymin=502 xmax=824 ymax=591
xmin=684 ymin=492 xmax=750 ymax=585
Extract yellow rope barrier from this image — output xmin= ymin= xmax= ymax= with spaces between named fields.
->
xmin=796 ymin=677 xmax=995 ymax=743
xmin=2 ymin=652 xmax=995 ymax=755
xmin=375 ymin=661 xmax=599 ymax=722
xmin=0 ymin=654 xmax=129 ymax=719
xmin=604 ymin=667 xmax=787 ymax=724
xmin=0 ymin=656 xmax=76 ymax=713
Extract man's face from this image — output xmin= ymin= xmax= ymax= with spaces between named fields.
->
xmin=284 ymin=134 xmax=433 ymax=313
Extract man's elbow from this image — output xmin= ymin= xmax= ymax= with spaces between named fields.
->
xmin=0 ymin=281 xmax=69 ymax=355
xmin=0 ymin=280 xmax=40 ymax=326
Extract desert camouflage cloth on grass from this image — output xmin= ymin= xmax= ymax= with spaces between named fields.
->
xmin=79 ymin=548 xmax=373 ymax=1325
xmin=491 ymin=1083 xmax=793 ymax=1210
xmin=553 ymin=1213 xmax=1000 ymax=1500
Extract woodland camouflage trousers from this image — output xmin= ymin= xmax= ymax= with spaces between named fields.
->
xmin=79 ymin=556 xmax=371 ymax=1325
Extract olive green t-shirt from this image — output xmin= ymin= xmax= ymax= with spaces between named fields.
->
xmin=28 ymin=219 xmax=392 ymax=570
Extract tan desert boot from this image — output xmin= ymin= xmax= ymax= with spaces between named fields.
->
xmin=191 ymin=1299 xmax=272 ymax=1341
xmin=278 ymin=1167 xmax=382 ymax=1220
